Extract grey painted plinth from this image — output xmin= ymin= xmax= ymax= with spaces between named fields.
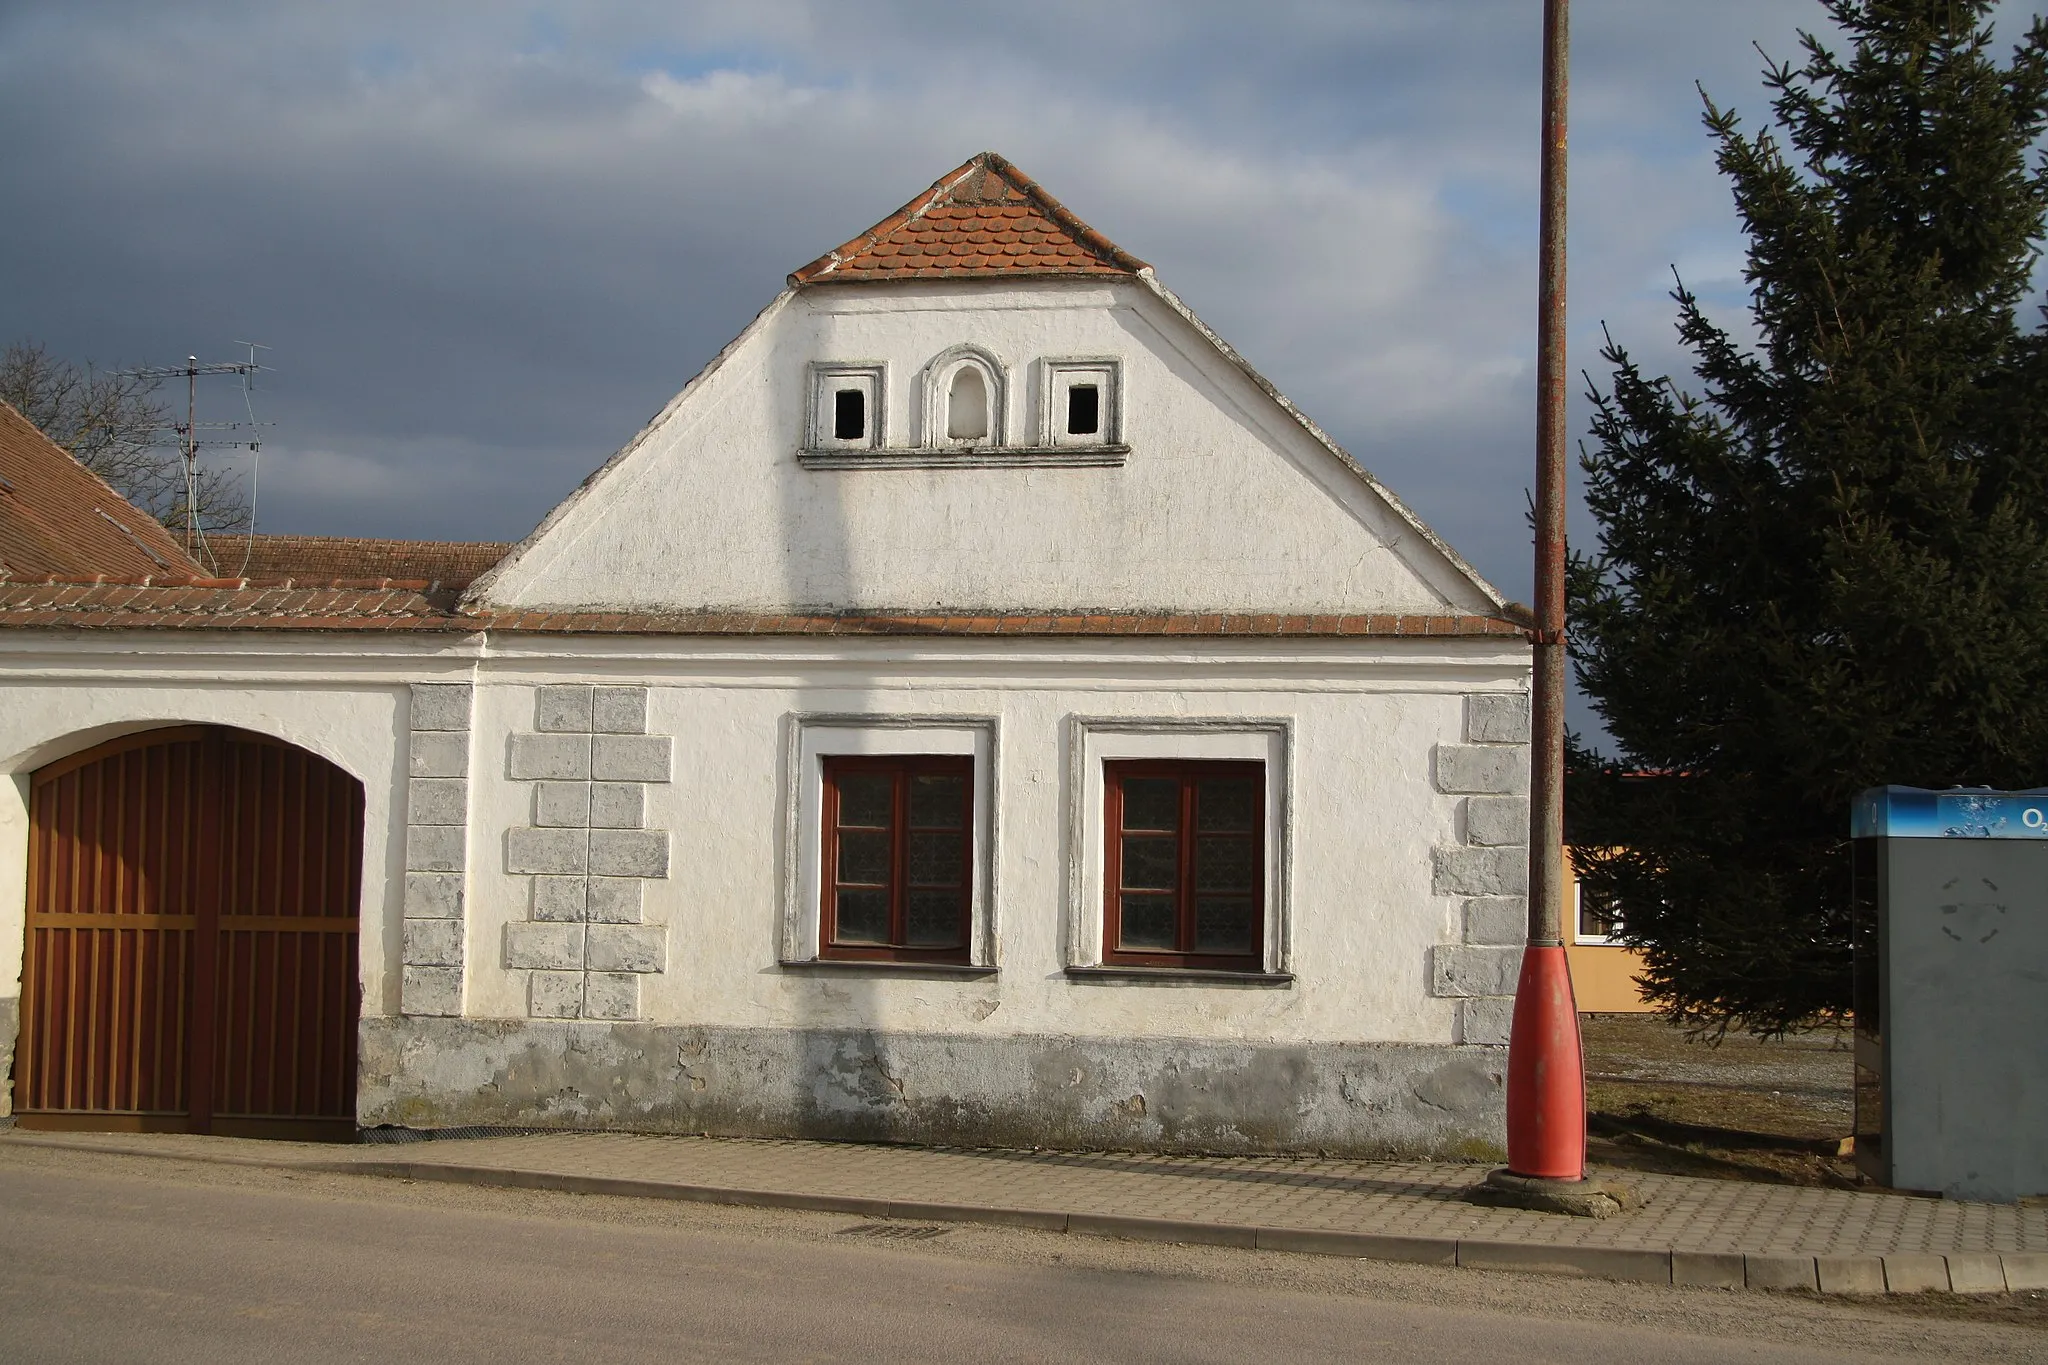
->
xmin=358 ymin=1019 xmax=1507 ymax=1161
xmin=0 ymin=996 xmax=17 ymax=1119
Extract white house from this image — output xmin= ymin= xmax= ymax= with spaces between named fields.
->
xmin=0 ymin=153 xmax=1532 ymax=1157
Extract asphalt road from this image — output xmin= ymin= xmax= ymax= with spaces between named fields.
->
xmin=0 ymin=1146 xmax=2037 ymax=1364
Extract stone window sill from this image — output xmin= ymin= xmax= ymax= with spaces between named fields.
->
xmin=778 ymin=958 xmax=997 ymax=978
xmin=1063 ymin=965 xmax=1295 ymax=987
xmin=798 ymin=445 xmax=1127 ymax=470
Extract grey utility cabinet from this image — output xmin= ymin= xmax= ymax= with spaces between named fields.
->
xmin=1852 ymin=787 xmax=2048 ymax=1202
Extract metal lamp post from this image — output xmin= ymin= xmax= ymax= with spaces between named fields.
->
xmin=1477 ymin=0 xmax=1630 ymax=1218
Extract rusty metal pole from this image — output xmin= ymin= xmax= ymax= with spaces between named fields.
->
xmin=1499 ymin=0 xmax=1589 ymax=1187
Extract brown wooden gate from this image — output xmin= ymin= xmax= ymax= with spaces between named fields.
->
xmin=15 ymin=726 xmax=363 ymax=1139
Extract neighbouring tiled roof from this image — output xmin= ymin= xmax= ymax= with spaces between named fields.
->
xmin=788 ymin=152 xmax=1147 ymax=285
xmin=0 ymin=399 xmax=206 ymax=581
xmin=0 ymin=581 xmax=1528 ymax=639
xmin=202 ymin=534 xmax=510 ymax=588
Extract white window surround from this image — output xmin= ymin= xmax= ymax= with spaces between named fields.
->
xmin=1039 ymin=357 xmax=1122 ymax=447
xmin=780 ymin=715 xmax=999 ymax=971
xmin=807 ymin=362 xmax=887 ymax=451
xmin=1063 ymin=718 xmax=1292 ymax=978
xmin=920 ymin=344 xmax=1009 ymax=449
xmin=1573 ymin=882 xmax=1623 ymax=947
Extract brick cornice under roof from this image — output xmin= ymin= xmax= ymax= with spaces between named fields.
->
xmin=0 ymin=579 xmax=1530 ymax=640
xmin=788 ymin=152 xmax=1147 ymax=285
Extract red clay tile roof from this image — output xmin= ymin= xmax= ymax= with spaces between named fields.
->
xmin=0 ymin=399 xmax=206 ymax=581
xmin=0 ymin=580 xmax=1527 ymax=640
xmin=203 ymin=534 xmax=509 ymax=588
xmin=789 ymin=152 xmax=1147 ymax=285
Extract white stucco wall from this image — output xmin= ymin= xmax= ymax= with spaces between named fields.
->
xmin=463 ymin=632 xmax=1527 ymax=1046
xmin=477 ymin=279 xmax=1500 ymax=616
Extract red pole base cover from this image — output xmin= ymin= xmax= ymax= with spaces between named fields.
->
xmin=1504 ymin=943 xmax=1586 ymax=1180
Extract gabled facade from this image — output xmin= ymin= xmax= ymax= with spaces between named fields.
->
xmin=0 ymin=155 xmax=1531 ymax=1157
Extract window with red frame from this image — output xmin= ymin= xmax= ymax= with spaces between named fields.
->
xmin=1103 ymin=760 xmax=1264 ymax=970
xmin=821 ymin=755 xmax=973 ymax=962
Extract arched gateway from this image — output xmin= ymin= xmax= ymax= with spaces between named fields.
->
xmin=15 ymin=726 xmax=364 ymax=1138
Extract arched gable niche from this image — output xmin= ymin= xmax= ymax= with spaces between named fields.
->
xmin=921 ymin=345 xmax=1009 ymax=449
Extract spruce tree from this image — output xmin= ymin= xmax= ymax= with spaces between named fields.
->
xmin=1569 ymin=0 xmax=2048 ymax=1035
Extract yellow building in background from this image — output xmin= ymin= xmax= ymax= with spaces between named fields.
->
xmin=1565 ymin=853 xmax=1654 ymax=1013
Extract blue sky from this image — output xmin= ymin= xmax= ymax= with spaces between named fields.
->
xmin=2 ymin=0 xmax=2039 ymax=636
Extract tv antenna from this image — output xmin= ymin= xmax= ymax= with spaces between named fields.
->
xmin=120 ymin=343 xmax=273 ymax=567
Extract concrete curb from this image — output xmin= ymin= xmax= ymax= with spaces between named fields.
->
xmin=7 ymin=1134 xmax=2036 ymax=1297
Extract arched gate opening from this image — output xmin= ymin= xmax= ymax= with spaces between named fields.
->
xmin=15 ymin=726 xmax=364 ymax=1139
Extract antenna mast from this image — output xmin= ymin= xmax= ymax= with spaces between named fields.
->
xmin=120 ymin=345 xmax=272 ymax=562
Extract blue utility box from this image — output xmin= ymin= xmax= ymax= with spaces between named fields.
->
xmin=1851 ymin=787 xmax=2048 ymax=1202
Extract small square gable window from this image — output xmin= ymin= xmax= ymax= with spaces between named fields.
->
xmin=810 ymin=363 xmax=886 ymax=450
xmin=1041 ymin=359 xmax=1121 ymax=447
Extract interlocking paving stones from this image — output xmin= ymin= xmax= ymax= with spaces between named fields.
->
xmin=7 ymin=1128 xmax=2043 ymax=1295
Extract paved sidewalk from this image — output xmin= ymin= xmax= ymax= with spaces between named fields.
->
xmin=7 ymin=1127 xmax=2045 ymax=1297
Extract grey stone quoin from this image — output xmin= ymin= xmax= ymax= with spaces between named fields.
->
xmin=1428 ymin=693 xmax=1532 ymax=1046
xmin=502 ymin=685 xmax=673 ymax=1021
xmin=402 ymin=682 xmax=475 ymax=1017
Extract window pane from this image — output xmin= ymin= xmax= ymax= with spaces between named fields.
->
xmin=1196 ymin=778 xmax=1256 ymax=832
xmin=1120 ymin=777 xmax=1179 ymax=832
xmin=833 ymin=388 xmax=865 ymax=440
xmin=908 ymin=831 xmax=964 ymax=886
xmin=1120 ymin=835 xmax=1179 ymax=891
xmin=908 ymin=773 xmax=965 ymax=828
xmin=837 ymin=830 xmax=890 ymax=886
xmin=907 ymin=889 xmax=964 ymax=948
xmin=836 ymin=772 xmax=892 ymax=828
xmin=1194 ymin=835 xmax=1257 ymax=892
xmin=1118 ymin=894 xmax=1176 ymax=950
xmin=1194 ymin=897 xmax=1256 ymax=954
xmin=1580 ymin=886 xmax=1621 ymax=939
xmin=834 ymin=888 xmax=889 ymax=943
xmin=1066 ymin=383 xmax=1099 ymax=436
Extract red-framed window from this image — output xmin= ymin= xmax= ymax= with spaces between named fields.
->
xmin=1102 ymin=760 xmax=1265 ymax=970
xmin=820 ymin=755 xmax=974 ymax=962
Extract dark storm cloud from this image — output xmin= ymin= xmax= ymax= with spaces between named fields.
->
xmin=6 ymin=0 xmax=2025 ymax=605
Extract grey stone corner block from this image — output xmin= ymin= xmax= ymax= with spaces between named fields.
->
xmin=404 ymin=871 xmax=464 ymax=919
xmin=401 ymin=965 xmax=463 ymax=1018
xmin=592 ymin=685 xmax=648 ymax=734
xmin=508 ymin=732 xmax=591 ymax=782
xmin=529 ymin=971 xmax=584 ymax=1019
xmin=589 ymin=782 xmax=645 ymax=829
xmin=402 ymin=919 xmax=464 ymax=968
xmin=409 ymin=682 xmax=474 ymax=733
xmin=587 ymin=923 xmax=667 ymax=974
xmin=1433 ymin=744 xmax=1528 ymax=796
xmin=1466 ymin=692 xmax=1531 ymax=744
xmin=406 ymin=824 xmax=466 ymax=874
xmin=1463 ymin=795 xmax=1529 ymax=848
xmin=592 ymin=733 xmax=671 ymax=783
xmin=1464 ymin=896 xmax=1527 ymax=946
xmin=533 ymin=780 xmax=592 ymax=828
xmin=584 ymin=972 xmax=641 ymax=1021
xmin=1431 ymin=845 xmax=1528 ymax=898
xmin=1432 ymin=943 xmax=1524 ymax=998
xmin=1458 ymin=995 xmax=1514 ymax=1047
xmin=586 ymin=877 xmax=645 ymax=923
xmin=588 ymin=828 xmax=669 ymax=879
xmin=409 ymin=730 xmax=470 ymax=780
xmin=532 ymin=876 xmax=589 ymax=923
xmin=407 ymin=777 xmax=469 ymax=828
xmin=535 ymin=684 xmax=595 ymax=734
xmin=504 ymin=922 xmax=586 ymax=971
xmin=505 ymin=826 xmax=588 ymax=877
